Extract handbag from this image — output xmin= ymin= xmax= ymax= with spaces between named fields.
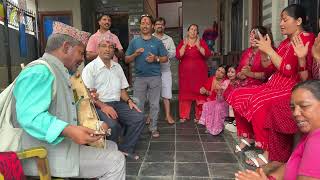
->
xmin=0 ymin=60 xmax=56 ymax=152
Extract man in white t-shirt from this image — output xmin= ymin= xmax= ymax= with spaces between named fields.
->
xmin=82 ymin=38 xmax=144 ymax=160
xmin=151 ymin=17 xmax=176 ymax=124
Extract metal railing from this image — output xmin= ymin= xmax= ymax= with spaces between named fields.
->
xmin=4 ymin=0 xmax=36 ymax=34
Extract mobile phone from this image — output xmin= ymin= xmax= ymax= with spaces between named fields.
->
xmin=254 ymin=29 xmax=260 ymax=40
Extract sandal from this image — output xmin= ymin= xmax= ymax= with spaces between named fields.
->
xmin=246 ymin=154 xmax=268 ymax=168
xmin=122 ymin=152 xmax=140 ymax=161
xmin=235 ymin=139 xmax=254 ymax=153
xmin=151 ymin=130 xmax=160 ymax=138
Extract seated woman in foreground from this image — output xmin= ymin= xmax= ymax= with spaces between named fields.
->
xmin=235 ymin=80 xmax=320 ymax=180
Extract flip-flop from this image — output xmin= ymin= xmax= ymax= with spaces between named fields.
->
xmin=123 ymin=152 xmax=140 ymax=161
xmin=246 ymin=154 xmax=268 ymax=168
xmin=235 ymin=139 xmax=253 ymax=153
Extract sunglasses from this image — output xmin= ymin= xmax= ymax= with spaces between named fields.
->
xmin=141 ymin=14 xmax=152 ymax=18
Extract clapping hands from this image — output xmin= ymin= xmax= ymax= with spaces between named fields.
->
xmin=291 ymin=35 xmax=310 ymax=59
xmin=312 ymin=33 xmax=320 ymax=62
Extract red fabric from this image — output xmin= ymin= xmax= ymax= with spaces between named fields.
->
xmin=223 ymin=79 xmax=240 ymax=100
xmin=237 ymin=47 xmax=275 ymax=87
xmin=0 ymin=152 xmax=26 ymax=180
xmin=202 ymin=76 xmax=218 ymax=101
xmin=265 ymin=96 xmax=298 ymax=162
xmin=235 ymin=111 xmax=254 ymax=139
xmin=227 ymin=33 xmax=315 ymax=150
xmin=176 ymin=39 xmax=211 ymax=102
xmin=179 ymin=100 xmax=202 ymax=119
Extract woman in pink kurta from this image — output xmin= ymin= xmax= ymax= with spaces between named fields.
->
xmin=235 ymin=80 xmax=320 ymax=180
xmin=199 ymin=66 xmax=239 ymax=135
xmin=176 ymin=24 xmax=212 ymax=122
xmin=198 ymin=66 xmax=227 ymax=135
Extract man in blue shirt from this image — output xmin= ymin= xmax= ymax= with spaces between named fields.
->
xmin=125 ymin=15 xmax=168 ymax=137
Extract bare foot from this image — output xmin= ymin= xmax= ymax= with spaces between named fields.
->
xmin=262 ymin=161 xmax=284 ymax=174
xmin=165 ymin=115 xmax=175 ymax=124
xmin=146 ymin=116 xmax=151 ymax=125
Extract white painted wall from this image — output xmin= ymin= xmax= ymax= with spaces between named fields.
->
xmin=26 ymin=0 xmax=36 ymax=12
xmin=37 ymin=0 xmax=82 ymax=30
xmin=182 ymin=0 xmax=219 ymax=37
xmin=158 ymin=2 xmax=182 ymax=28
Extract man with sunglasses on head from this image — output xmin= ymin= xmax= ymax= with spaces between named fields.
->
xmin=125 ymin=14 xmax=168 ymax=138
xmin=86 ymin=14 xmax=124 ymax=63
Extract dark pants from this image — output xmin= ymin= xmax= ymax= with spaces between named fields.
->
xmin=96 ymin=101 xmax=145 ymax=153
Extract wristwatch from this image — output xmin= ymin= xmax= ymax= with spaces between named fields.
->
xmin=156 ymin=56 xmax=160 ymax=62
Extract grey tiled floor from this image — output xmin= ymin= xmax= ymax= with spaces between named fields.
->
xmin=126 ymin=119 xmax=243 ymax=180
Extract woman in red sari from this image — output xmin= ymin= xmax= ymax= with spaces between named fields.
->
xmin=176 ymin=24 xmax=212 ymax=123
xmin=227 ymin=4 xmax=315 ymax=167
xmin=264 ymin=31 xmax=319 ymax=171
xmin=236 ymin=26 xmax=274 ymax=88
xmin=225 ymin=26 xmax=275 ymax=133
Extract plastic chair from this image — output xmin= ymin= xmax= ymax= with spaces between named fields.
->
xmin=17 ymin=146 xmax=53 ymax=180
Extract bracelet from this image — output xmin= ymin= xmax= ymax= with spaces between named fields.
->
xmin=298 ymin=66 xmax=307 ymax=72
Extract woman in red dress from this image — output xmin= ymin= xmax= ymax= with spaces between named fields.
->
xmin=176 ymin=24 xmax=212 ymax=123
xmin=224 ymin=26 xmax=274 ymax=132
xmin=264 ymin=32 xmax=319 ymax=171
xmin=227 ymin=4 xmax=315 ymax=167
xmin=236 ymin=26 xmax=274 ymax=88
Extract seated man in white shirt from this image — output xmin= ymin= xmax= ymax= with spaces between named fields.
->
xmin=82 ymin=38 xmax=144 ymax=160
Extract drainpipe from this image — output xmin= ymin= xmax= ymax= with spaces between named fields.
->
xmin=3 ymin=0 xmax=12 ymax=84
xmin=34 ymin=0 xmax=40 ymax=57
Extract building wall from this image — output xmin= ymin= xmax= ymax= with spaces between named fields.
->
xmin=263 ymin=0 xmax=288 ymax=47
xmin=38 ymin=0 xmax=82 ymax=30
xmin=0 ymin=0 xmax=38 ymax=89
xmin=182 ymin=0 xmax=219 ymax=39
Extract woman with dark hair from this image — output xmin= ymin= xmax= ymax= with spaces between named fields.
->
xmin=235 ymin=80 xmax=320 ymax=180
xmin=264 ymin=16 xmax=320 ymax=171
xmin=236 ymin=26 xmax=274 ymax=87
xmin=176 ymin=24 xmax=212 ymax=123
xmin=227 ymin=4 xmax=315 ymax=167
xmin=225 ymin=26 xmax=275 ymax=137
xmin=198 ymin=65 xmax=228 ymax=135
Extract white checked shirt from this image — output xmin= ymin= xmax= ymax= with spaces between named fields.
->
xmin=153 ymin=33 xmax=176 ymax=72
xmin=82 ymin=56 xmax=129 ymax=102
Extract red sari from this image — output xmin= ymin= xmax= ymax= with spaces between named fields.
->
xmin=176 ymin=39 xmax=212 ymax=119
xmin=227 ymin=33 xmax=315 ymax=150
xmin=226 ymin=47 xmax=275 ymax=139
xmin=237 ymin=47 xmax=274 ymax=87
xmin=265 ymin=33 xmax=315 ymax=161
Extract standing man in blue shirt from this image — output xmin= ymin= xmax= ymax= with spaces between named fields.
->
xmin=125 ymin=14 xmax=168 ymax=138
